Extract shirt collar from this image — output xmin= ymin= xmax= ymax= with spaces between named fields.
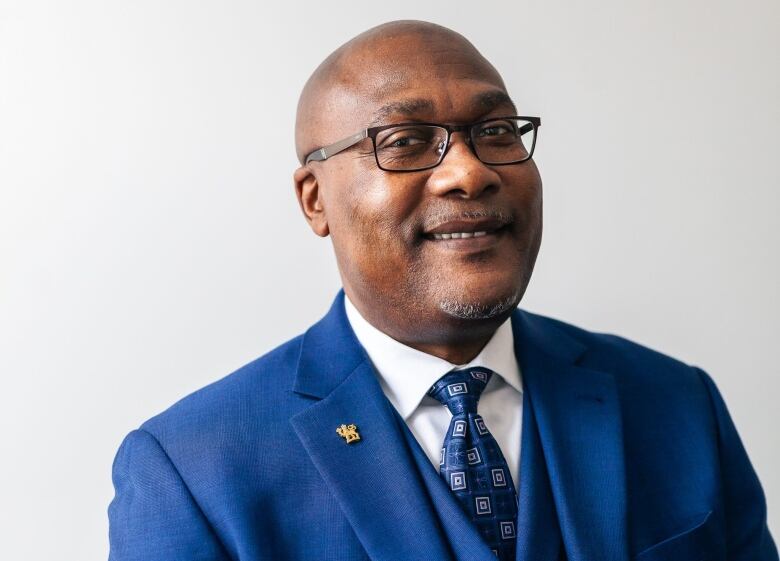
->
xmin=344 ymin=292 xmax=523 ymax=420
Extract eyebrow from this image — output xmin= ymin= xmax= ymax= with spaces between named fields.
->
xmin=368 ymin=98 xmax=435 ymax=127
xmin=473 ymin=90 xmax=517 ymax=115
xmin=367 ymin=89 xmax=517 ymax=128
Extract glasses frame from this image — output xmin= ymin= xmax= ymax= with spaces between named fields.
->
xmin=304 ymin=115 xmax=541 ymax=172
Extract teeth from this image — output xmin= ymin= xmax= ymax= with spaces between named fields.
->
xmin=432 ymin=231 xmax=489 ymax=240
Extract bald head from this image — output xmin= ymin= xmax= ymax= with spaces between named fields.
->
xmin=294 ymin=20 xmax=507 ymax=164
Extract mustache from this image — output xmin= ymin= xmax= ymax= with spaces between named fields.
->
xmin=420 ymin=208 xmax=515 ymax=232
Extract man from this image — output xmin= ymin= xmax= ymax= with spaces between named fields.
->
xmin=108 ymin=20 xmax=777 ymax=561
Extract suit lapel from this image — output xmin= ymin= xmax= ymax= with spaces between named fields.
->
xmin=512 ymin=311 xmax=629 ymax=561
xmin=390 ymin=404 xmax=501 ymax=561
xmin=291 ymin=291 xmax=452 ymax=561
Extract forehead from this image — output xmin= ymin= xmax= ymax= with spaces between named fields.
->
xmin=326 ymin=63 xmax=512 ymax=134
xmin=366 ymin=87 xmax=516 ymax=128
xmin=354 ymin=39 xmax=504 ymax=109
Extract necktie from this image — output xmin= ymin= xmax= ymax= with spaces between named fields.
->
xmin=427 ymin=367 xmax=518 ymax=560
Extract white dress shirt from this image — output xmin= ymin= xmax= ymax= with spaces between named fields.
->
xmin=344 ymin=293 xmax=524 ymax=486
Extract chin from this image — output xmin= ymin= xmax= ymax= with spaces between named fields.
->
xmin=436 ymin=285 xmax=522 ymax=321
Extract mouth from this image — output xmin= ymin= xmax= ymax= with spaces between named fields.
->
xmin=421 ymin=217 xmax=511 ymax=250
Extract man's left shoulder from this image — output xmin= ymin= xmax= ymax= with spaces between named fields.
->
xmin=518 ymin=309 xmax=713 ymax=402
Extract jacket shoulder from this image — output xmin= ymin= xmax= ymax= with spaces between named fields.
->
xmin=138 ymin=333 xmax=306 ymax=443
xmin=519 ymin=309 xmax=708 ymax=393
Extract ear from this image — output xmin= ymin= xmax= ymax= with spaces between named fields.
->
xmin=293 ymin=166 xmax=329 ymax=237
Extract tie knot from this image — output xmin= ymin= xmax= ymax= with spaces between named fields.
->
xmin=426 ymin=367 xmax=494 ymax=415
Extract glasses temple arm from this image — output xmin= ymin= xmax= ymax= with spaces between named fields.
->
xmin=305 ymin=130 xmax=369 ymax=163
xmin=518 ymin=122 xmax=535 ymax=136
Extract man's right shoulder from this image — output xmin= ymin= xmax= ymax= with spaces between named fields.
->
xmin=135 ymin=332 xmax=309 ymax=448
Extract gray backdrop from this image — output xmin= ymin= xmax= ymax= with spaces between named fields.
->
xmin=1 ymin=0 xmax=777 ymax=558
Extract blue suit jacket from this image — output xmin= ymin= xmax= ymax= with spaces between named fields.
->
xmin=108 ymin=290 xmax=778 ymax=561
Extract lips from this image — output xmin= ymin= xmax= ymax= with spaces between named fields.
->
xmin=430 ymin=231 xmax=490 ymax=240
xmin=422 ymin=217 xmax=509 ymax=241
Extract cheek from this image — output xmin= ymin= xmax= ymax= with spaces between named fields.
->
xmin=502 ymin=165 xmax=543 ymax=221
xmin=328 ymin=166 xmax=421 ymax=267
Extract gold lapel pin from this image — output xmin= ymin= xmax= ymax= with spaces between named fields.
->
xmin=336 ymin=423 xmax=361 ymax=444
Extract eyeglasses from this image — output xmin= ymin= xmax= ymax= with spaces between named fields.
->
xmin=304 ymin=116 xmax=541 ymax=172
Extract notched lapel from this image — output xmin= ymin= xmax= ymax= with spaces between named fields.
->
xmin=290 ymin=291 xmax=451 ymax=561
xmin=513 ymin=311 xmax=630 ymax=561
xmin=291 ymin=361 xmax=452 ymax=561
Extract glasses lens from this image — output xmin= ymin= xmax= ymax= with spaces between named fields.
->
xmin=472 ymin=118 xmax=536 ymax=164
xmin=374 ymin=125 xmax=448 ymax=171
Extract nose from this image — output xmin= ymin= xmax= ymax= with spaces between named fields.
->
xmin=426 ymin=132 xmax=501 ymax=199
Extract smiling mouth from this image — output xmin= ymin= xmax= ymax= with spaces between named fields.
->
xmin=423 ymin=226 xmax=508 ymax=255
xmin=424 ymin=227 xmax=504 ymax=241
xmin=421 ymin=224 xmax=509 ymax=251
xmin=421 ymin=215 xmax=510 ymax=244
xmin=427 ymin=229 xmax=494 ymax=240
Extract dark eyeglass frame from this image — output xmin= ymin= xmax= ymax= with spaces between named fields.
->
xmin=304 ymin=115 xmax=541 ymax=172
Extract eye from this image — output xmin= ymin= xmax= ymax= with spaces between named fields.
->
xmin=389 ymin=135 xmax=426 ymax=148
xmin=376 ymin=126 xmax=438 ymax=150
xmin=476 ymin=122 xmax=514 ymax=137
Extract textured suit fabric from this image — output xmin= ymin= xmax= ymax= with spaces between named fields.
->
xmin=108 ymin=289 xmax=778 ymax=561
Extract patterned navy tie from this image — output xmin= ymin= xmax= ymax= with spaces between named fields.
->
xmin=427 ymin=367 xmax=518 ymax=560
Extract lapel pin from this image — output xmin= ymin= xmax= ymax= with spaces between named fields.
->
xmin=336 ymin=423 xmax=361 ymax=444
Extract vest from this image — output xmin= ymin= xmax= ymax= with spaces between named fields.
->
xmin=392 ymin=388 xmax=566 ymax=561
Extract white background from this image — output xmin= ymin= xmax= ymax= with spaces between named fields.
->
xmin=1 ymin=0 xmax=778 ymax=558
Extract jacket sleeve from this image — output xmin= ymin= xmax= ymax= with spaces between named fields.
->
xmin=108 ymin=429 xmax=230 ymax=561
xmin=695 ymin=368 xmax=779 ymax=561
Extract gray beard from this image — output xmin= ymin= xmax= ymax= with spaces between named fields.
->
xmin=438 ymin=288 xmax=521 ymax=320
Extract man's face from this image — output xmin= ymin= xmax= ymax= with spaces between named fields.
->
xmin=298 ymin=33 xmax=542 ymax=347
